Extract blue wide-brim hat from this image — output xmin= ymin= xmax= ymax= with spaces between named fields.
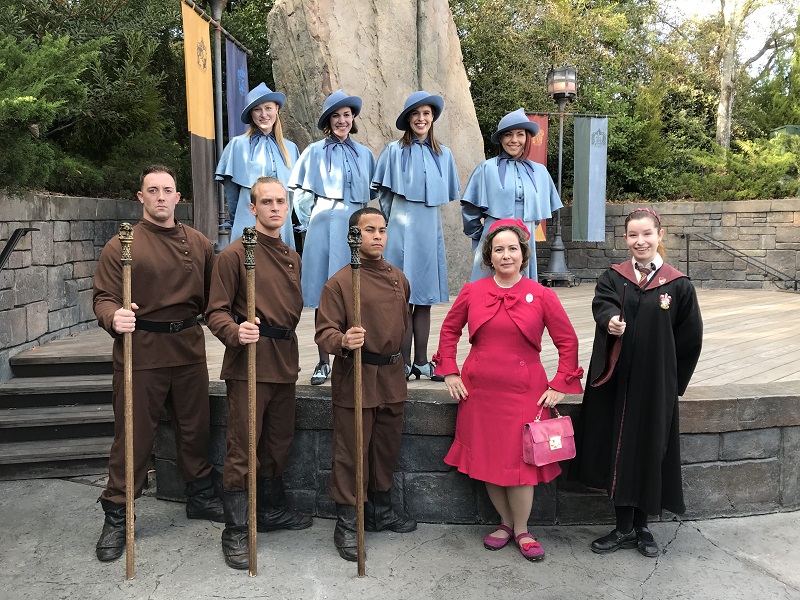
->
xmin=490 ymin=108 xmax=540 ymax=144
xmin=317 ymin=89 xmax=363 ymax=130
xmin=395 ymin=91 xmax=444 ymax=131
xmin=241 ymin=82 xmax=287 ymax=124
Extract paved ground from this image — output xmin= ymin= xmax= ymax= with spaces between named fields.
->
xmin=2 ymin=478 xmax=799 ymax=600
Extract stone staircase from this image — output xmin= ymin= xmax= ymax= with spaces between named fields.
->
xmin=0 ymin=337 xmax=114 ymax=480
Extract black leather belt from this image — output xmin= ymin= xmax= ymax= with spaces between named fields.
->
xmin=361 ymin=351 xmax=402 ymax=366
xmin=233 ymin=314 xmax=294 ymax=340
xmin=135 ymin=316 xmax=198 ymax=333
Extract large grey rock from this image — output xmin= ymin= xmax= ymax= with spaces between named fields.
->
xmin=268 ymin=0 xmax=485 ymax=287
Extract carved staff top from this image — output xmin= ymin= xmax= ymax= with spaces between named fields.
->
xmin=347 ymin=225 xmax=362 ymax=270
xmin=242 ymin=226 xmax=257 ymax=270
xmin=118 ymin=223 xmax=133 ymax=265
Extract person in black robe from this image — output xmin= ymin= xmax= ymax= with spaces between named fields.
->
xmin=572 ymin=207 xmax=703 ymax=558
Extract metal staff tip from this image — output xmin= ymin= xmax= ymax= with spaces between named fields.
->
xmin=348 ymin=225 xmax=362 ymax=269
xmin=242 ymin=226 xmax=257 ymax=269
xmin=118 ymin=223 xmax=133 ymax=265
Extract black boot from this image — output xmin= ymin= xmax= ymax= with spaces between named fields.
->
xmin=221 ymin=490 xmax=249 ymax=570
xmin=186 ymin=473 xmax=225 ymax=523
xmin=96 ymin=499 xmax=126 ymax=562
xmin=365 ymin=489 xmax=417 ymax=533
xmin=334 ymin=503 xmax=360 ymax=562
xmin=256 ymin=476 xmax=312 ymax=532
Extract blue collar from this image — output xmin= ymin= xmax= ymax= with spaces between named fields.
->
xmin=323 ymin=135 xmax=361 ymax=175
xmin=496 ymin=151 xmax=538 ymax=191
xmin=248 ymin=130 xmax=274 ymax=156
xmin=400 ymin=137 xmax=442 ymax=176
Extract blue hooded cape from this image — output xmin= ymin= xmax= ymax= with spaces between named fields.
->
xmin=371 ymin=140 xmax=459 ymax=206
xmin=215 ymin=132 xmax=300 ymax=245
xmin=288 ymin=137 xmax=376 ymax=204
xmin=461 ymin=156 xmax=562 ymax=231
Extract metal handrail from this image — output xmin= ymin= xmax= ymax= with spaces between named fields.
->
xmin=681 ymin=232 xmax=798 ymax=291
xmin=0 ymin=228 xmax=39 ymax=271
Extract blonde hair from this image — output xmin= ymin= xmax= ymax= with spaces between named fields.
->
xmin=247 ymin=112 xmax=292 ymax=168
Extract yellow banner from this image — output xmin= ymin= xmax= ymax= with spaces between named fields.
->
xmin=181 ymin=3 xmax=215 ymax=139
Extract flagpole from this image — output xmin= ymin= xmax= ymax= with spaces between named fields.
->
xmin=210 ymin=0 xmax=230 ymax=251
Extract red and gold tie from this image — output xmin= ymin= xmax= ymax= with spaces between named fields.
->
xmin=637 ymin=264 xmax=652 ymax=287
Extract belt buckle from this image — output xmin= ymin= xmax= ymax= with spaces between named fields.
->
xmin=388 ymin=353 xmax=400 ymax=364
xmin=169 ymin=321 xmax=184 ymax=333
xmin=283 ymin=330 xmax=293 ymax=339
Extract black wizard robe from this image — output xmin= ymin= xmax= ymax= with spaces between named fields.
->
xmin=571 ymin=261 xmax=703 ymax=515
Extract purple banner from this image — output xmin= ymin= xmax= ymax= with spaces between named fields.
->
xmin=225 ymin=39 xmax=249 ymax=140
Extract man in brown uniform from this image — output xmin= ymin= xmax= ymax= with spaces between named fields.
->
xmin=92 ymin=165 xmax=223 ymax=563
xmin=206 ymin=176 xmax=312 ymax=570
xmin=316 ymin=206 xmax=417 ymax=562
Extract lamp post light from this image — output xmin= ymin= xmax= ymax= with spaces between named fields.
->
xmin=540 ymin=66 xmax=578 ymax=286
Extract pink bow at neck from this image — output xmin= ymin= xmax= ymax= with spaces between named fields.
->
xmin=486 ymin=290 xmax=518 ymax=308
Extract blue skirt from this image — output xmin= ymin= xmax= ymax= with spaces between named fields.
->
xmin=381 ymin=192 xmax=449 ymax=306
xmin=301 ymin=197 xmax=366 ymax=308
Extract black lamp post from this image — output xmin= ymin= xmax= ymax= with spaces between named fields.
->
xmin=540 ymin=66 xmax=578 ymax=286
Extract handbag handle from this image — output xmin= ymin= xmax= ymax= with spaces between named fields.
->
xmin=534 ymin=405 xmax=563 ymax=422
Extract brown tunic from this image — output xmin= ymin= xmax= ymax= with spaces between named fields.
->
xmin=315 ymin=257 xmax=410 ymax=407
xmin=93 ymin=219 xmax=214 ymax=503
xmin=93 ymin=219 xmax=213 ymax=370
xmin=205 ymin=231 xmax=302 ymax=383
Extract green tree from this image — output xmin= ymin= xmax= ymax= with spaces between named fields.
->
xmin=1 ymin=0 xmax=189 ymax=197
xmin=0 ymin=32 xmax=101 ymax=188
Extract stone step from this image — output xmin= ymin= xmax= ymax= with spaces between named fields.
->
xmin=9 ymin=328 xmax=113 ymax=379
xmin=0 ymin=437 xmax=112 ymax=480
xmin=0 ymin=375 xmax=112 ymax=409
xmin=10 ymin=359 xmax=113 ymax=379
xmin=0 ymin=405 xmax=114 ymax=443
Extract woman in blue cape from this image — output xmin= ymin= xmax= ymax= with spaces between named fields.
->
xmin=288 ymin=90 xmax=377 ymax=385
xmin=461 ymin=108 xmax=562 ymax=282
xmin=215 ymin=82 xmax=300 ymax=247
xmin=372 ymin=91 xmax=460 ymax=380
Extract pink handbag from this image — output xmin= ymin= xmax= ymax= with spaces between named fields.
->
xmin=522 ymin=407 xmax=576 ymax=466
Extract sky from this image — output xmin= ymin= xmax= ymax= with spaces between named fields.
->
xmin=666 ymin=0 xmax=796 ymax=73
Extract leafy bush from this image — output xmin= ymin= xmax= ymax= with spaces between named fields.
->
xmin=679 ymin=136 xmax=800 ymax=201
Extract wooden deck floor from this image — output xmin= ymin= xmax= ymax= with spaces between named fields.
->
xmin=16 ymin=286 xmax=800 ymax=391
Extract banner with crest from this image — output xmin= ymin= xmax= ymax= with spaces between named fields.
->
xmin=225 ymin=39 xmax=250 ymax=140
xmin=572 ymin=116 xmax=608 ymax=242
xmin=526 ymin=114 xmax=549 ymax=242
xmin=181 ymin=2 xmax=216 ymax=240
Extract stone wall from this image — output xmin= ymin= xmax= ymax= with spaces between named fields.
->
xmin=542 ymin=198 xmax=800 ymax=289
xmin=154 ymin=382 xmax=800 ymax=524
xmin=0 ymin=191 xmax=192 ymax=382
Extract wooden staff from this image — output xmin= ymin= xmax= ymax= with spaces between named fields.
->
xmin=347 ymin=225 xmax=366 ymax=577
xmin=242 ymin=226 xmax=258 ymax=577
xmin=118 ymin=222 xmax=135 ymax=581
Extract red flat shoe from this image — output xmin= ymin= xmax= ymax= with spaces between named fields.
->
xmin=515 ymin=532 xmax=545 ymax=561
xmin=483 ymin=524 xmax=513 ymax=550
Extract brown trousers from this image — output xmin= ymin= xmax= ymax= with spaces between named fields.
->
xmin=223 ymin=379 xmax=297 ymax=491
xmin=330 ymin=402 xmax=405 ymax=505
xmin=102 ymin=362 xmax=212 ymax=505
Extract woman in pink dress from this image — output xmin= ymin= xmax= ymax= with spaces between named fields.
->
xmin=433 ymin=218 xmax=583 ymax=562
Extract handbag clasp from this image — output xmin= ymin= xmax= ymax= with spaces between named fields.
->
xmin=549 ymin=436 xmax=562 ymax=450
